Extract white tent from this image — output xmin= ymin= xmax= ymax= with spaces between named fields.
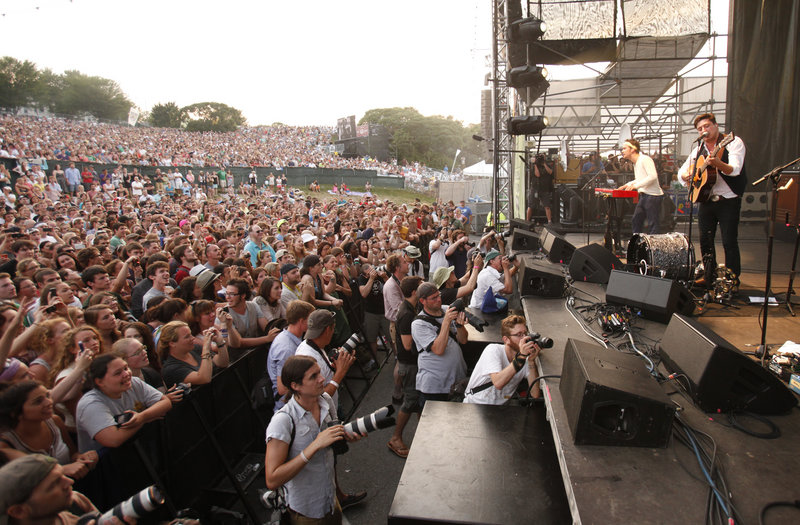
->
xmin=463 ymin=160 xmax=492 ymax=178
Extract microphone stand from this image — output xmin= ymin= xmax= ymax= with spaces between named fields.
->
xmin=752 ymin=155 xmax=800 ymax=366
xmin=686 ymin=135 xmax=706 ymax=285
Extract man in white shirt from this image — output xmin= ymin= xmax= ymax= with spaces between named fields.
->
xmin=463 ymin=315 xmax=542 ymax=404
xmin=469 ymin=250 xmax=519 ymax=310
xmin=619 ymin=138 xmax=664 ymax=234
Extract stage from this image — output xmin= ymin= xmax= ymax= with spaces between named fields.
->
xmin=385 ymin=224 xmax=800 ymax=525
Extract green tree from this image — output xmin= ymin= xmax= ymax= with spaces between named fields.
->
xmin=182 ymin=102 xmax=246 ymax=132
xmin=0 ymin=57 xmax=41 ymax=109
xmin=361 ymin=107 xmax=482 ymax=169
xmin=149 ymin=102 xmax=185 ymax=128
xmin=53 ymin=70 xmax=133 ymax=120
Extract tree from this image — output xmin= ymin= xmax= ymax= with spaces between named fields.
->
xmin=182 ymin=102 xmax=246 ymax=132
xmin=0 ymin=57 xmax=41 ymax=109
xmin=149 ymin=102 xmax=185 ymax=128
xmin=361 ymin=108 xmax=483 ymax=169
xmin=53 ymin=70 xmax=133 ymax=120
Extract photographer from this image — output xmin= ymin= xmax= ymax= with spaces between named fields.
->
xmin=430 ymin=250 xmax=483 ymax=305
xmin=445 ymin=230 xmax=470 ymax=278
xmin=463 ymin=315 xmax=543 ymax=404
xmin=411 ymin=283 xmax=468 ymax=403
xmin=528 ymin=154 xmax=554 ymax=224
xmin=265 ymin=356 xmax=362 ymax=524
xmin=357 ymin=263 xmax=389 ymax=371
xmin=468 ymin=250 xmax=520 ymax=312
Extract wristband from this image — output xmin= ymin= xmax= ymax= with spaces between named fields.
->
xmin=512 ymin=352 xmax=527 ymax=372
xmin=299 ymin=451 xmax=310 ymax=464
xmin=329 ymin=380 xmax=339 ymax=388
xmin=202 ymin=354 xmax=213 ymax=361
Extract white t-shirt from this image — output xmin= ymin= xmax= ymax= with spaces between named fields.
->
xmin=429 ymin=240 xmax=449 ymax=277
xmin=463 ymin=344 xmax=527 ymax=405
xmin=469 ymin=266 xmax=504 ymax=309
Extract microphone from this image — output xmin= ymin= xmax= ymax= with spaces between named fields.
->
xmin=695 ymin=131 xmax=708 ymax=144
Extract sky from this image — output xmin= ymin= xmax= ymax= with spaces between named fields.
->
xmin=0 ymin=0 xmax=728 ymax=128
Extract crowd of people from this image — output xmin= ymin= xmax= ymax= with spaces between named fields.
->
xmin=0 ymin=114 xmax=403 ymax=172
xmin=0 ymin=113 xmax=552 ymax=523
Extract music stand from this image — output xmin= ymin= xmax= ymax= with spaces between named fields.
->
xmin=751 ymin=155 xmax=800 ymax=365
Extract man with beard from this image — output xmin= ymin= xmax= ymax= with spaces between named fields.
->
xmin=172 ymin=244 xmax=198 ymax=284
xmin=463 ymin=315 xmax=543 ymax=404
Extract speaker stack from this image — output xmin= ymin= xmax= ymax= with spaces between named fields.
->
xmin=518 ymin=257 xmax=565 ymax=297
xmin=658 ymin=314 xmax=797 ymax=414
xmin=539 ymin=227 xmax=575 ymax=264
xmin=568 ymin=243 xmax=623 ymax=284
xmin=560 ymin=338 xmax=675 ymax=447
xmin=605 ymin=270 xmax=695 ymax=323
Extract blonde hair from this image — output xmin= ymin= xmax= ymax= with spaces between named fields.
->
xmin=156 ymin=321 xmax=190 ymax=362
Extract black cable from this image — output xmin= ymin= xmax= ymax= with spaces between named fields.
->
xmin=727 ymin=410 xmax=782 ymax=439
xmin=760 ymin=500 xmax=800 ymax=525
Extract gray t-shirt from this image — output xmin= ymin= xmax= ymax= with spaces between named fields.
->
xmin=265 ymin=394 xmax=337 ymax=519
xmin=142 ymin=286 xmax=167 ymax=311
xmin=229 ymin=301 xmax=266 ymax=339
xmin=76 ymin=377 xmax=163 ymax=452
xmin=411 ymin=309 xmax=467 ymax=394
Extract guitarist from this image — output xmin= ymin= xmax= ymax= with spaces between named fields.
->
xmin=619 ymin=138 xmax=664 ymax=234
xmin=678 ymin=112 xmax=747 ymax=288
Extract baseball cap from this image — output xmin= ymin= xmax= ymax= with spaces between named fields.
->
xmin=276 ymin=219 xmax=287 ymax=229
xmin=484 ymin=250 xmax=501 ymax=264
xmin=306 ymin=310 xmax=335 ymax=339
xmin=301 ymin=233 xmax=317 ymax=244
xmin=275 ymin=249 xmax=289 ymax=260
xmin=417 ymin=282 xmax=440 ymax=301
xmin=280 ymin=263 xmax=298 ymax=275
xmin=0 ymin=454 xmax=59 ymax=520
xmin=431 ymin=266 xmax=455 ymax=289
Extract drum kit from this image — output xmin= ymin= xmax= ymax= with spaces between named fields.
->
xmin=625 ymin=231 xmax=738 ymax=307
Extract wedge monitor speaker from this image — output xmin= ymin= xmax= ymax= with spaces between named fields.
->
xmin=518 ymin=258 xmax=565 ymax=297
xmin=560 ymin=339 xmax=675 ymax=447
xmin=658 ymin=314 xmax=797 ymax=415
xmin=511 ymin=229 xmax=540 ymax=251
xmin=568 ymin=243 xmax=623 ymax=284
xmin=540 ymin=228 xmax=575 ymax=264
xmin=605 ymin=270 xmax=695 ymax=323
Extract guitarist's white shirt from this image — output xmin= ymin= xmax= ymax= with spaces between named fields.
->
xmin=678 ymin=136 xmax=747 ymax=199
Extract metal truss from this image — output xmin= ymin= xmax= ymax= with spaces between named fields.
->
xmin=491 ymin=0 xmax=512 ymax=225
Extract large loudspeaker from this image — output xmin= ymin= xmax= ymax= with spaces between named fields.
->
xmin=509 ymin=218 xmax=536 ymax=232
xmin=518 ymin=258 xmax=565 ymax=297
xmin=568 ymin=243 xmax=623 ymax=284
xmin=540 ymin=228 xmax=575 ymax=264
xmin=658 ymin=314 xmax=797 ymax=415
xmin=511 ymin=229 xmax=540 ymax=251
xmin=605 ymin=270 xmax=695 ymax=323
xmin=560 ymin=339 xmax=675 ymax=447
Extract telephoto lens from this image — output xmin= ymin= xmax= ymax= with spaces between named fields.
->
xmin=343 ymin=405 xmax=396 ymax=435
xmin=340 ymin=332 xmax=363 ymax=353
xmin=77 ymin=486 xmax=164 ymax=524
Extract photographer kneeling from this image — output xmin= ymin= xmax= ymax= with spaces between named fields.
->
xmin=265 ymin=355 xmax=362 ymax=524
xmin=463 ymin=315 xmax=543 ymax=404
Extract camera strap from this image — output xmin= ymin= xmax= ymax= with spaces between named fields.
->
xmin=414 ymin=313 xmax=460 ymax=352
xmin=467 ymin=381 xmax=494 ymax=396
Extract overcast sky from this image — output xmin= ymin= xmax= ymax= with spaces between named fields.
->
xmin=0 ymin=0 xmax=727 ymax=127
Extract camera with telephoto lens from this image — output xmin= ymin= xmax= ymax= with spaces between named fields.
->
xmin=450 ymin=298 xmax=488 ymax=333
xmin=77 ymin=486 xmax=164 ymax=524
xmin=374 ymin=265 xmax=387 ymax=274
xmin=527 ymin=332 xmax=554 ymax=348
xmin=326 ymin=405 xmax=398 ymax=455
xmin=330 ymin=333 xmax=363 ymax=360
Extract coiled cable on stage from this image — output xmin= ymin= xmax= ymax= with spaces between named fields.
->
xmin=726 ymin=410 xmax=781 ymax=440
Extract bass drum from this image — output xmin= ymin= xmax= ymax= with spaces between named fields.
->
xmin=627 ymin=232 xmax=694 ymax=281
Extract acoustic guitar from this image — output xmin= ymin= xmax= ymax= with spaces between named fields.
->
xmin=689 ymin=132 xmax=735 ymax=203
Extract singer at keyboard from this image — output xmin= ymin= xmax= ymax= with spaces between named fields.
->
xmin=618 ymin=138 xmax=664 ymax=234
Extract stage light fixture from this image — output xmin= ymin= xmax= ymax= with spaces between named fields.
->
xmin=507 ymin=17 xmax=546 ymax=43
xmin=507 ymin=65 xmax=550 ymax=101
xmin=508 ymin=115 xmax=549 ymax=136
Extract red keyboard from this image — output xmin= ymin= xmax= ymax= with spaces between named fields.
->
xmin=595 ymin=188 xmax=639 ymax=202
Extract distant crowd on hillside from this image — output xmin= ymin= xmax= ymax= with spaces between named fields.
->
xmin=0 ymin=114 xmax=403 ymax=173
